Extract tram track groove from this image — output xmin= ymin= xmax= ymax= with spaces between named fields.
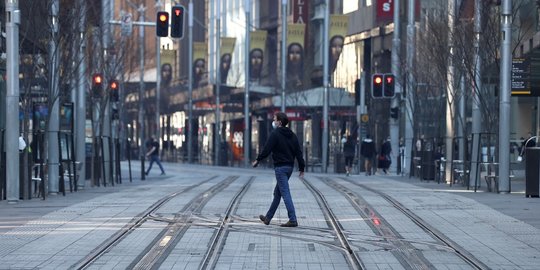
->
xmin=300 ymin=177 xmax=366 ymax=270
xmin=129 ymin=175 xmax=240 ymax=270
xmin=339 ymin=177 xmax=490 ymax=270
xmin=73 ymin=175 xmax=219 ymax=270
xmin=199 ymin=176 xmax=255 ymax=270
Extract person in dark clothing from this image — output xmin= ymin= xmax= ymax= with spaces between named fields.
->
xmin=145 ymin=135 xmax=165 ymax=176
xmin=360 ymin=135 xmax=376 ymax=176
xmin=343 ymin=136 xmax=356 ymax=176
xmin=253 ymin=112 xmax=305 ymax=227
xmin=379 ymin=138 xmax=392 ymax=174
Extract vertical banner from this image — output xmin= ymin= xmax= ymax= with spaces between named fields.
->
xmin=220 ymin=37 xmax=236 ymax=85
xmin=160 ymin=50 xmax=176 ymax=87
xmin=329 ymin=14 xmax=349 ymax=74
xmin=292 ymin=0 xmax=309 ymax=24
xmin=193 ymin=42 xmax=208 ymax=89
xmin=249 ymin=30 xmax=267 ymax=83
xmin=287 ymin=24 xmax=306 ymax=88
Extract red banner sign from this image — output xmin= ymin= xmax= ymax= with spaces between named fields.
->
xmin=293 ymin=0 xmax=309 ymax=24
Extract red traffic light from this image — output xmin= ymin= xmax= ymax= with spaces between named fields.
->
xmin=386 ymin=76 xmax=393 ymax=84
xmin=171 ymin=6 xmax=185 ymax=38
xmin=93 ymin=74 xmax=103 ymax=84
xmin=110 ymin=80 xmax=118 ymax=90
xmin=159 ymin=14 xmax=168 ymax=22
xmin=156 ymin=11 xmax=169 ymax=37
xmin=374 ymin=76 xmax=383 ymax=85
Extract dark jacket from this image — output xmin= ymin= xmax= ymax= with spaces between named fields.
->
xmin=343 ymin=139 xmax=356 ymax=158
xmin=256 ymin=126 xmax=305 ymax=171
xmin=360 ymin=138 xmax=376 ymax=158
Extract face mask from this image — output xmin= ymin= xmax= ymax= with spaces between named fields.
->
xmin=272 ymin=121 xmax=277 ymax=129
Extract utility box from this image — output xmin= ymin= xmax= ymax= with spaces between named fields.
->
xmin=525 ymin=147 xmax=540 ymax=198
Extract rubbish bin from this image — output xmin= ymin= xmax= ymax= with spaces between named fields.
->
xmin=525 ymin=147 xmax=540 ymax=198
xmin=421 ymin=150 xmax=435 ymax=180
xmin=334 ymin=153 xmax=345 ymax=173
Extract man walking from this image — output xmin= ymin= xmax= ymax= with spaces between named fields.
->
xmin=253 ymin=112 xmax=305 ymax=227
xmin=146 ymin=135 xmax=165 ymax=176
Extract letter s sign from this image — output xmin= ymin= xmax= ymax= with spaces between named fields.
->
xmin=383 ymin=2 xmax=391 ymax=12
xmin=376 ymin=0 xmax=394 ymax=23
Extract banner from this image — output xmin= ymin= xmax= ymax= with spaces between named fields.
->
xmin=193 ymin=42 xmax=208 ymax=89
xmin=220 ymin=37 xmax=236 ymax=85
xmin=160 ymin=49 xmax=176 ymax=87
xmin=329 ymin=15 xmax=348 ymax=74
xmin=287 ymin=24 xmax=306 ymax=88
xmin=293 ymin=0 xmax=309 ymax=24
xmin=249 ymin=30 xmax=267 ymax=82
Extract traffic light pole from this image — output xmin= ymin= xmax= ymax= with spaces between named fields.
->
xmin=137 ymin=5 xmax=147 ymax=180
xmin=280 ymin=0 xmax=287 ymax=113
xmin=187 ymin=0 xmax=194 ymax=163
xmin=404 ymin=0 xmax=416 ymax=180
xmin=390 ymin=0 xmax=400 ymax=175
xmin=48 ymin=0 xmax=61 ymax=194
xmin=322 ymin=0 xmax=330 ymax=173
xmin=444 ymin=0 xmax=456 ymax=184
xmin=244 ymin=0 xmax=252 ymax=168
xmin=5 ymin=0 xmax=20 ymax=203
xmin=215 ymin=0 xmax=222 ymax=166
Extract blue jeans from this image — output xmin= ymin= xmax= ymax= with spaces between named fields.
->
xmin=265 ymin=166 xmax=296 ymax=222
xmin=146 ymin=155 xmax=165 ymax=174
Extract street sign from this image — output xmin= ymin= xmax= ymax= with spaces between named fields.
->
xmin=511 ymin=58 xmax=530 ymax=95
xmin=121 ymin=12 xmax=133 ymax=36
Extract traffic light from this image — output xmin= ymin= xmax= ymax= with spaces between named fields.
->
xmin=109 ymin=79 xmax=119 ymax=102
xmin=372 ymin=74 xmax=383 ymax=98
xmin=390 ymin=107 xmax=399 ymax=119
xmin=170 ymin=5 xmax=185 ymax=38
xmin=156 ymin=11 xmax=169 ymax=37
xmin=92 ymin=73 xmax=103 ymax=98
xmin=383 ymin=74 xmax=395 ymax=98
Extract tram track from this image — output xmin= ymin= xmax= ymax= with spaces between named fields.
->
xmin=337 ymin=176 xmax=490 ymax=270
xmin=198 ymin=177 xmax=255 ymax=269
xmin=300 ymin=177 xmax=366 ymax=270
xmin=73 ymin=175 xmax=220 ymax=270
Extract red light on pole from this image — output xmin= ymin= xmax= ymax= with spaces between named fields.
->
xmin=156 ymin=11 xmax=169 ymax=37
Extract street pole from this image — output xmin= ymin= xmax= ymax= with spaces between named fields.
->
xmin=470 ymin=0 xmax=482 ymax=188
xmin=187 ymin=0 xmax=194 ymax=163
xmin=48 ymin=0 xmax=60 ymax=194
xmin=215 ymin=0 xmax=222 ymax=166
xmin=322 ymin=0 xmax=329 ymax=173
xmin=281 ymin=0 xmax=287 ymax=113
xmin=138 ymin=5 xmax=146 ymax=180
xmin=155 ymin=1 xmax=162 ymax=147
xmin=458 ymin=73 xmax=466 ymax=163
xmin=5 ymin=0 xmax=20 ymax=203
xmin=390 ymin=0 xmax=400 ymax=175
xmin=498 ymin=0 xmax=512 ymax=193
xmin=444 ymin=0 xmax=456 ymax=184
xmin=76 ymin=0 xmax=87 ymax=189
xmin=404 ymin=0 xmax=416 ymax=178
xmin=102 ymin=0 xmax=112 ymax=184
xmin=244 ymin=0 xmax=251 ymax=167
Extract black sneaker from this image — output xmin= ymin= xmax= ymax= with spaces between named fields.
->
xmin=280 ymin=221 xmax=298 ymax=227
xmin=259 ymin=215 xmax=270 ymax=225
xmin=160 ymin=172 xmax=166 ymax=175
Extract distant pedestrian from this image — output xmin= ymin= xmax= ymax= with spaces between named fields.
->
xmin=378 ymin=137 xmax=392 ymax=174
xmin=360 ymin=135 xmax=376 ymax=176
xmin=253 ymin=112 xmax=305 ymax=227
xmin=145 ymin=135 xmax=165 ymax=176
xmin=343 ymin=136 xmax=356 ymax=176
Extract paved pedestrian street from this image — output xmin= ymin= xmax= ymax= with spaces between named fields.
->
xmin=1 ymin=162 xmax=539 ymax=269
